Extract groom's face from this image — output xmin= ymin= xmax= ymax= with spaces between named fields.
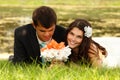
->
xmin=34 ymin=23 xmax=55 ymax=42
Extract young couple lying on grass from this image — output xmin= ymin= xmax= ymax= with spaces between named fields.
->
xmin=10 ymin=6 xmax=107 ymax=67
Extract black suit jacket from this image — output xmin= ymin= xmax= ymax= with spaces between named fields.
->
xmin=13 ymin=24 xmax=66 ymax=64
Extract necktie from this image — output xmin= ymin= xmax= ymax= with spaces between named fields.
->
xmin=40 ymin=43 xmax=46 ymax=63
xmin=40 ymin=42 xmax=46 ymax=48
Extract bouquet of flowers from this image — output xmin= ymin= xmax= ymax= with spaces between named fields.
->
xmin=40 ymin=39 xmax=71 ymax=62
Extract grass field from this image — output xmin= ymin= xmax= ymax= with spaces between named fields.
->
xmin=0 ymin=60 xmax=120 ymax=80
xmin=0 ymin=0 xmax=120 ymax=6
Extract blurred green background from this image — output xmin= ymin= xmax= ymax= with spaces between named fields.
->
xmin=0 ymin=0 xmax=120 ymax=54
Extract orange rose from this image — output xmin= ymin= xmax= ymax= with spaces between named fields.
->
xmin=41 ymin=39 xmax=65 ymax=52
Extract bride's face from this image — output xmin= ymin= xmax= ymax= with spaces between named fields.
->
xmin=67 ymin=27 xmax=83 ymax=49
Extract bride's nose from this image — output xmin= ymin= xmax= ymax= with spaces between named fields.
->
xmin=71 ymin=36 xmax=76 ymax=41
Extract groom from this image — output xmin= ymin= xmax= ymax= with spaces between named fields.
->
xmin=11 ymin=6 xmax=66 ymax=64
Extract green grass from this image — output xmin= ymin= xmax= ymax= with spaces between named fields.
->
xmin=0 ymin=60 xmax=120 ymax=80
xmin=0 ymin=0 xmax=120 ymax=6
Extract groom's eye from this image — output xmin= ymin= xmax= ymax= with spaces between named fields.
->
xmin=39 ymin=30 xmax=45 ymax=32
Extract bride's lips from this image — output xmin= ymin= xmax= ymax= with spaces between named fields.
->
xmin=68 ymin=40 xmax=76 ymax=46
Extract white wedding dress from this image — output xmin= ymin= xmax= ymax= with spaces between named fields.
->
xmin=93 ymin=37 xmax=120 ymax=68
